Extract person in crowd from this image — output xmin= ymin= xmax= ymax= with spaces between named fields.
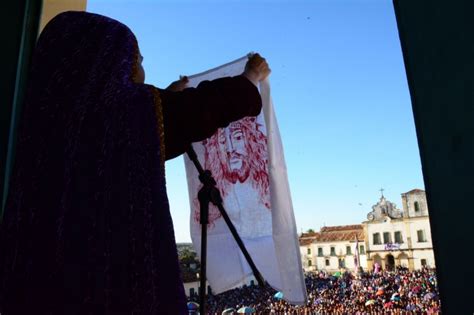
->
xmin=194 ymin=266 xmax=441 ymax=314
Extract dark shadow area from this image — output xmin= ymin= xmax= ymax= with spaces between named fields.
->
xmin=394 ymin=1 xmax=474 ymax=313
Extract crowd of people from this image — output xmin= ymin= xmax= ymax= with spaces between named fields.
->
xmin=188 ymin=266 xmax=441 ymax=314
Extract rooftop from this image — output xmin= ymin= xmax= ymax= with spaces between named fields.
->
xmin=320 ymin=224 xmax=362 ymax=232
xmin=299 ymin=224 xmax=364 ymax=244
xmin=317 ymin=230 xmax=364 ymax=242
xmin=402 ymin=188 xmax=425 ymax=195
xmin=299 ymin=237 xmax=317 ymax=246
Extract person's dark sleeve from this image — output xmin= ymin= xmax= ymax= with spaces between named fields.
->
xmin=158 ymin=75 xmax=262 ymax=160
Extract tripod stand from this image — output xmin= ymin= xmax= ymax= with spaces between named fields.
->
xmin=186 ymin=145 xmax=265 ymax=315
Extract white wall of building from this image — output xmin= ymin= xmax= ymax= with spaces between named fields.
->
xmin=403 ymin=191 xmax=429 ymax=217
xmin=300 ymin=244 xmax=317 ymax=271
xmin=412 ymin=250 xmax=436 ymax=269
xmin=366 ymin=218 xmax=409 ymax=251
xmin=308 ymin=241 xmax=367 ymax=272
xmin=407 ymin=217 xmax=433 ymax=250
xmin=184 ymin=280 xmax=210 ymax=298
xmin=183 ymin=277 xmax=259 ymax=298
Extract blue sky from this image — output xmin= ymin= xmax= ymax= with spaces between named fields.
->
xmin=88 ymin=0 xmax=424 ymax=242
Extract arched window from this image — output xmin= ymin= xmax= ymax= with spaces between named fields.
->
xmin=414 ymin=201 xmax=420 ymax=212
xmin=308 ymin=259 xmax=312 ymax=267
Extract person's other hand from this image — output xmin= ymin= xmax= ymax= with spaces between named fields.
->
xmin=243 ymin=53 xmax=271 ymax=85
xmin=166 ymin=76 xmax=189 ymax=92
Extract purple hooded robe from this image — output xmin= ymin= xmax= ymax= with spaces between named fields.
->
xmin=0 ymin=11 xmax=261 ymax=315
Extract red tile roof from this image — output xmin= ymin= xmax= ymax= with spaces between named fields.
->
xmin=317 ymin=230 xmax=364 ymax=242
xmin=299 ymin=238 xmax=316 ymax=246
xmin=299 ymin=224 xmax=364 ymax=244
xmin=300 ymin=231 xmax=319 ymax=238
xmin=320 ymin=224 xmax=362 ymax=232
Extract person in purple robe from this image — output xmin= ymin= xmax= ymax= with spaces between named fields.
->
xmin=0 ymin=11 xmax=269 ymax=314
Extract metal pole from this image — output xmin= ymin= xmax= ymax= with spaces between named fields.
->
xmin=186 ymin=145 xmax=266 ymax=314
xmin=198 ymin=185 xmax=209 ymax=315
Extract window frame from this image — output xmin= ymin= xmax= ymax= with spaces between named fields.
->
xmin=373 ymin=232 xmax=381 ymax=245
xmin=318 ymin=247 xmax=323 ymax=257
xmin=414 ymin=201 xmax=420 ymax=212
xmin=417 ymin=229 xmax=427 ymax=242
xmin=394 ymin=231 xmax=403 ymax=243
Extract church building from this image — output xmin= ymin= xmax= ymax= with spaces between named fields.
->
xmin=299 ymin=189 xmax=436 ymax=273
xmin=364 ymin=189 xmax=435 ymax=271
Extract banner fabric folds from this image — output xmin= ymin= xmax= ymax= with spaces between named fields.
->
xmin=184 ymin=55 xmax=307 ymax=304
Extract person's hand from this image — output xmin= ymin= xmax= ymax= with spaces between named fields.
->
xmin=243 ymin=53 xmax=271 ymax=86
xmin=166 ymin=76 xmax=189 ymax=92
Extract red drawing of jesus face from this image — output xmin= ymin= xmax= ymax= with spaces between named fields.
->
xmin=220 ymin=123 xmax=250 ymax=183
xmin=193 ymin=117 xmax=271 ymax=227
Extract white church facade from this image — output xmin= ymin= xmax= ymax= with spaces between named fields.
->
xmin=299 ymin=189 xmax=436 ymax=273
xmin=364 ymin=189 xmax=435 ymax=271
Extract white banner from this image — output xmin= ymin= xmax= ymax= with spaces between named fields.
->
xmin=184 ymin=55 xmax=307 ymax=304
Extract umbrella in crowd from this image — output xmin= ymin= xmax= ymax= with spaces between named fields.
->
xmin=187 ymin=301 xmax=199 ymax=311
xmin=237 ymin=306 xmax=256 ymax=313
xmin=424 ymin=292 xmax=437 ymax=300
xmin=412 ymin=285 xmax=422 ymax=294
xmin=333 ymin=271 xmax=342 ymax=278
xmin=391 ymin=293 xmax=401 ymax=301
xmin=406 ymin=304 xmax=417 ymax=311
xmin=365 ymin=299 xmax=376 ymax=306
xmin=191 ymin=267 xmax=441 ymax=314
xmin=274 ymin=291 xmax=284 ymax=300
xmin=384 ymin=301 xmax=394 ymax=308
xmin=314 ymin=297 xmax=324 ymax=305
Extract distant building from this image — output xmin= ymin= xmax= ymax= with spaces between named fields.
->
xmin=299 ymin=189 xmax=436 ymax=273
xmin=364 ymin=189 xmax=435 ymax=271
xmin=299 ymin=233 xmax=318 ymax=272
xmin=299 ymin=225 xmax=366 ymax=273
xmin=177 ymin=243 xmax=256 ymax=297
